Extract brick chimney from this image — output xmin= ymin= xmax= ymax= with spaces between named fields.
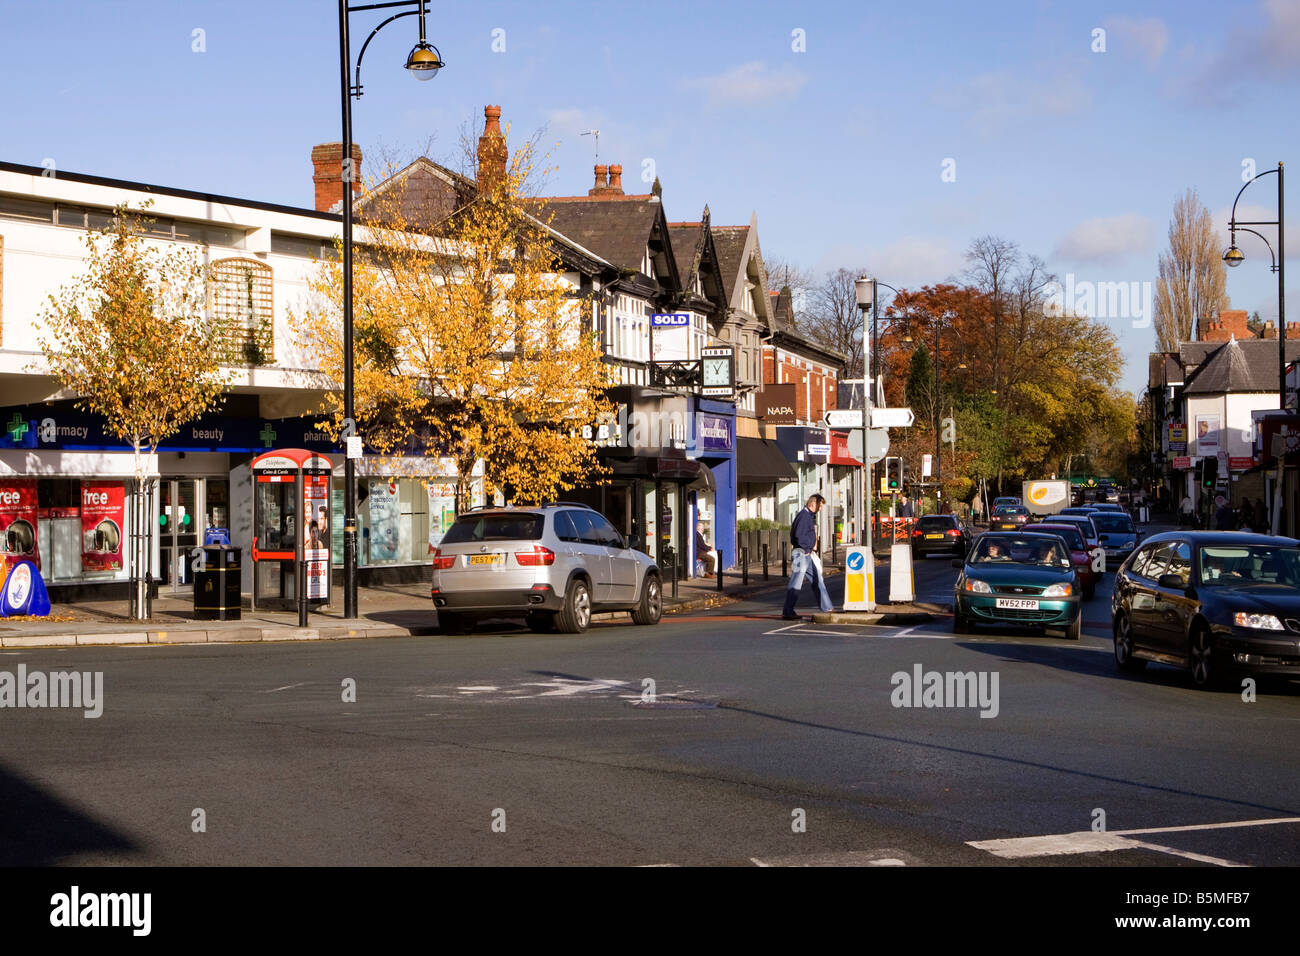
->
xmin=311 ymin=142 xmax=362 ymax=213
xmin=1263 ymin=320 xmax=1278 ymax=340
xmin=588 ymin=162 xmax=626 ymax=199
xmin=476 ymin=105 xmax=508 ymax=195
xmin=1201 ymin=308 xmax=1251 ymax=342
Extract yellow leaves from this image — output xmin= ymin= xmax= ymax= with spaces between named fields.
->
xmin=293 ymin=135 xmax=611 ymax=504
xmin=37 ymin=203 xmax=230 ymax=453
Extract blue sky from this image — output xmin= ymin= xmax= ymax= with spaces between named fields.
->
xmin=3 ymin=0 xmax=1298 ymax=395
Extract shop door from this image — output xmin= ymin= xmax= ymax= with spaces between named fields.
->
xmin=159 ymin=478 xmax=201 ymax=591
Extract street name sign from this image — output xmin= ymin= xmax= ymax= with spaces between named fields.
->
xmin=870 ymin=407 xmax=915 ymax=428
xmin=824 ymin=409 xmax=864 ymax=429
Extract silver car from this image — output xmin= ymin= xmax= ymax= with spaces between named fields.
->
xmin=430 ymin=504 xmax=662 ymax=634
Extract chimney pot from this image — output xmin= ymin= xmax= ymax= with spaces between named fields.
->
xmin=476 ymin=105 xmax=508 ymax=195
xmin=590 ymin=164 xmax=609 ymax=195
xmin=608 ymin=164 xmax=624 ymax=194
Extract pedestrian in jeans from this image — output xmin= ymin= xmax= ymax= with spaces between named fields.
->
xmin=782 ymin=494 xmax=833 ymax=619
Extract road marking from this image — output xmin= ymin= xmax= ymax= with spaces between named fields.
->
xmin=750 ymin=850 xmax=913 ymax=866
xmin=967 ymin=816 xmax=1300 ymax=866
xmin=262 ymin=682 xmax=307 ymax=693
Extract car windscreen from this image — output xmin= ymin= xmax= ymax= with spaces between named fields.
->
xmin=1090 ymin=513 xmax=1134 ymax=533
xmin=441 ymin=513 xmax=545 ymax=543
xmin=917 ymin=516 xmax=954 ymax=530
xmin=972 ymin=536 xmax=1069 ymax=566
xmin=1198 ymin=545 xmax=1300 ymax=588
xmin=1037 ymin=526 xmax=1084 ymax=550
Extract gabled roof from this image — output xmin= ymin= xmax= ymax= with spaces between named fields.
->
xmin=710 ymin=212 xmax=773 ymax=325
xmin=358 ymin=155 xmax=617 ymax=276
xmin=1183 ymin=338 xmax=1300 ymax=394
xmin=537 ymin=197 xmax=681 ymax=290
xmin=666 ymin=206 xmax=727 ymax=315
xmin=769 ymin=287 xmax=796 ymax=334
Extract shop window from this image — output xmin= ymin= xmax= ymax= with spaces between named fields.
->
xmin=358 ymin=477 xmax=431 ymax=566
xmin=209 ymin=258 xmax=274 ymax=366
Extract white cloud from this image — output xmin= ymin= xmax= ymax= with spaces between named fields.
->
xmin=816 ymin=236 xmax=966 ymax=291
xmin=1103 ymin=16 xmax=1169 ymax=67
xmin=931 ymin=67 xmax=1090 ymax=133
xmin=1053 ymin=214 xmax=1153 ymax=264
xmin=680 ymin=61 xmax=808 ymax=107
xmin=1170 ymin=0 xmax=1300 ymax=104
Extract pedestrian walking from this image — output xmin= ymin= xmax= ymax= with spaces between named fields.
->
xmin=1214 ymin=495 xmax=1234 ymax=530
xmin=1179 ymin=494 xmax=1194 ymax=527
xmin=971 ymin=494 xmax=983 ymax=524
xmin=898 ymin=494 xmax=915 ymax=518
xmin=782 ymin=494 xmax=833 ymax=619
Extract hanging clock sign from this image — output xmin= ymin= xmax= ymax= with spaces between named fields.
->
xmin=701 ymin=346 xmax=735 ymax=397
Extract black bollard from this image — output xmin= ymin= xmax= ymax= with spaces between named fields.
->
xmin=297 ymin=559 xmax=308 ymax=627
xmin=717 ymin=550 xmax=724 ymax=591
xmin=671 ymin=560 xmax=678 ymax=599
xmin=762 ymin=543 xmax=769 ymax=580
xmin=781 ymin=542 xmax=788 ymax=579
xmin=742 ymin=547 xmax=749 ymax=586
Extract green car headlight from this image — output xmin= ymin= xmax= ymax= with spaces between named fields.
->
xmin=1233 ymin=612 xmax=1284 ymax=631
xmin=965 ymin=578 xmax=992 ymax=593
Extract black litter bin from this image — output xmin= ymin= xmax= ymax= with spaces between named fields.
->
xmin=194 ymin=545 xmax=241 ymax=621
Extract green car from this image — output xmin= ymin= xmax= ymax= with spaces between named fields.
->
xmin=952 ymin=532 xmax=1082 ymax=639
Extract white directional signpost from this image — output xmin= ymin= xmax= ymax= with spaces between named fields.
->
xmin=824 ymin=408 xmax=864 ymax=429
xmin=870 ymin=407 xmax=915 ymax=429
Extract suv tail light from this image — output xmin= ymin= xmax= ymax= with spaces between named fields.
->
xmin=912 ymin=528 xmax=923 ymax=537
xmin=515 ymin=545 xmax=557 ymax=567
xmin=945 ymin=528 xmax=961 ymax=536
xmin=431 ymin=547 xmax=456 ymax=570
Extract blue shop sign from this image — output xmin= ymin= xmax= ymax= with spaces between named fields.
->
xmin=697 ymin=414 xmax=733 ymax=453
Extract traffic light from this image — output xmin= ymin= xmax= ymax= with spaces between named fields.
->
xmin=885 ymin=456 xmax=904 ymax=491
xmin=1201 ymin=456 xmax=1217 ymax=489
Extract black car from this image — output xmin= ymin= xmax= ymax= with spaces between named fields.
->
xmin=911 ymin=514 xmax=969 ymax=556
xmin=1111 ymin=530 xmax=1300 ymax=689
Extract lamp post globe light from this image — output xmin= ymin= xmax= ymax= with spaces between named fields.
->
xmin=339 ymin=0 xmax=444 ymax=618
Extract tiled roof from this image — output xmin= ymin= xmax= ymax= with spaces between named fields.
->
xmin=710 ymin=226 xmax=749 ymax=292
xmin=1183 ymin=338 xmax=1300 ymax=394
xmin=534 ymin=198 xmax=665 ymax=274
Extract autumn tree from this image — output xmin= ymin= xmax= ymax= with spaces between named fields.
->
xmin=802 ymin=267 xmax=868 ymax=377
xmin=294 ymin=126 xmax=612 ymax=509
xmin=1154 ymin=188 xmax=1229 ymax=351
xmin=38 ymin=204 xmax=229 ymax=618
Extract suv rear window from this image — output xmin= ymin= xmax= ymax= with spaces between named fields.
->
xmin=917 ymin=516 xmax=954 ymax=530
xmin=442 ymin=513 xmax=544 ymax=543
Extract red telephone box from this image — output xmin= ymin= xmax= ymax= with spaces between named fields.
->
xmin=251 ymin=449 xmax=333 ymax=611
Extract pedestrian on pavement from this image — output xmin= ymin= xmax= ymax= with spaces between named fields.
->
xmin=1179 ymin=494 xmax=1194 ymax=527
xmin=971 ymin=494 xmax=983 ymax=524
xmin=782 ymin=494 xmax=833 ymax=619
xmin=1255 ymin=497 xmax=1269 ymax=533
xmin=898 ymin=494 xmax=915 ymax=518
xmin=695 ymin=520 xmax=717 ymax=577
xmin=1214 ymin=495 xmax=1234 ymax=530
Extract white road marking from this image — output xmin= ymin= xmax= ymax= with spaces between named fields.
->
xmin=968 ymin=816 xmax=1300 ymax=866
xmin=262 ymin=682 xmax=307 ymax=693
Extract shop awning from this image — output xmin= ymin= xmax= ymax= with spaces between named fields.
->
xmin=738 ymin=437 xmax=797 ymax=483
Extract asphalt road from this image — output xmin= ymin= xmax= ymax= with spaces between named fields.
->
xmin=3 ymin=554 xmax=1298 ymax=867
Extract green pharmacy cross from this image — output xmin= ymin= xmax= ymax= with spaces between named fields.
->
xmin=6 ymin=413 xmax=29 ymax=443
xmin=260 ymin=424 xmax=277 ymax=448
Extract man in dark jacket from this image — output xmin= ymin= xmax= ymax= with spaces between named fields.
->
xmin=782 ymin=494 xmax=827 ymax=619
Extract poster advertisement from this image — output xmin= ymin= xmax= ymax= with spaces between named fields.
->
xmin=1196 ymin=415 xmax=1221 ymax=454
xmin=80 ymin=481 xmax=125 ymax=571
xmin=304 ymin=477 xmax=330 ymax=600
xmin=427 ymin=481 xmax=457 ymax=552
xmin=368 ymin=480 xmax=401 ymax=563
xmin=0 ymin=479 xmax=39 ymax=571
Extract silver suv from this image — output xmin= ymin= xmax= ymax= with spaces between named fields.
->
xmin=430 ymin=504 xmax=663 ymax=633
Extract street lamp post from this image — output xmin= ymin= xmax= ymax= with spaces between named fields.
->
xmin=338 ymin=0 xmax=442 ymax=618
xmin=855 ymin=278 xmax=874 ymax=553
xmin=1224 ymin=163 xmax=1285 ymax=407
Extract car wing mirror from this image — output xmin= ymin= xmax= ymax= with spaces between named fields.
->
xmin=1157 ymin=573 xmax=1187 ymax=590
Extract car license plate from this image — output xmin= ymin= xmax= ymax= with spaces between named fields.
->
xmin=995 ymin=598 xmax=1039 ymax=610
xmin=468 ymin=554 xmax=504 ymax=566
xmin=925 ymin=533 xmax=943 ymax=539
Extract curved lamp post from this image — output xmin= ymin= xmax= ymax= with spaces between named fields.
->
xmin=1223 ymin=163 xmax=1285 ymax=410
xmin=339 ymin=0 xmax=444 ymax=618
